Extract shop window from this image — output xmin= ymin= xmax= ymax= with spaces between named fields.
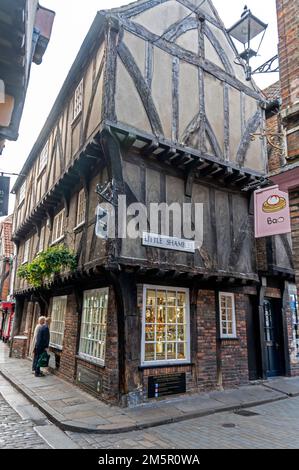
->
xmin=76 ymin=189 xmax=86 ymax=227
xmin=38 ymin=225 xmax=46 ymax=253
xmin=50 ymin=296 xmax=67 ymax=350
xmin=52 ymin=209 xmax=65 ymax=244
xmin=289 ymin=285 xmax=299 ymax=359
xmin=73 ymin=79 xmax=83 ymax=121
xmin=79 ymin=288 xmax=109 ymax=364
xmin=142 ymin=286 xmax=190 ymax=365
xmin=38 ymin=142 xmax=49 ymax=175
xmin=22 ymin=239 xmax=30 ymax=264
xmin=219 ymin=292 xmax=236 ymax=339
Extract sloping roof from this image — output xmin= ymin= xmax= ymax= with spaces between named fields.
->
xmin=0 ymin=215 xmax=13 ymax=258
xmin=263 ymin=81 xmax=281 ymax=101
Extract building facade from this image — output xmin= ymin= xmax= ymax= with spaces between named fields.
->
xmin=0 ymin=1 xmax=55 ymax=154
xmin=264 ymin=0 xmax=299 ymax=374
xmin=10 ymin=0 xmax=297 ymax=406
xmin=0 ymin=215 xmax=15 ymax=342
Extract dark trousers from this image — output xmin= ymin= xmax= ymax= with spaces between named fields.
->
xmin=35 ymin=350 xmax=44 ymax=376
xmin=32 ymin=350 xmax=39 ymax=371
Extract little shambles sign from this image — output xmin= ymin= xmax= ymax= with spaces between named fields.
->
xmin=254 ymin=185 xmax=291 ymax=238
xmin=142 ymin=232 xmax=195 ymax=253
xmin=0 ymin=176 xmax=10 ymax=217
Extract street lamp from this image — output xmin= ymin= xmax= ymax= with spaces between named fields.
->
xmin=228 ymin=5 xmax=269 ymax=81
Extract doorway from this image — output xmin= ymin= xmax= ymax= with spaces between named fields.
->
xmin=247 ymin=297 xmax=262 ymax=380
xmin=263 ymin=299 xmax=285 ymax=377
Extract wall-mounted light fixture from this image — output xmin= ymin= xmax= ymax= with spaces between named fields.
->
xmin=228 ymin=5 xmax=278 ymax=81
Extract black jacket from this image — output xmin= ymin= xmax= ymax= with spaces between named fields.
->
xmin=35 ymin=324 xmax=50 ymax=352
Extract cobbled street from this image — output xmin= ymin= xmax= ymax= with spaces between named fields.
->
xmin=0 ymin=394 xmax=49 ymax=449
xmin=0 ymin=374 xmax=299 ymax=449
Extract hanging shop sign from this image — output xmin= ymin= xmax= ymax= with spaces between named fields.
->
xmin=0 ymin=176 xmax=10 ymax=217
xmin=142 ymin=232 xmax=195 ymax=253
xmin=254 ymin=185 xmax=291 ymax=238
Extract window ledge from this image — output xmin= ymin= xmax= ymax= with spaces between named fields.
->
xmin=50 ymin=236 xmax=65 ymax=247
xmin=76 ymin=354 xmax=105 ymax=368
xmin=73 ymin=221 xmax=85 ymax=233
xmin=139 ymin=362 xmax=193 ymax=370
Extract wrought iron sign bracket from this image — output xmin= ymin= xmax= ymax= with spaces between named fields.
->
xmin=250 ymin=131 xmax=285 ymax=158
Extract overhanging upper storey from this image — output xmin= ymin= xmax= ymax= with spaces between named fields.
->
xmin=0 ymin=1 xmax=55 ymax=145
xmin=101 ymin=0 xmax=268 ymax=174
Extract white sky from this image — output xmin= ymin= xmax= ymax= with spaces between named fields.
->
xmin=1 ymin=0 xmax=279 ymax=214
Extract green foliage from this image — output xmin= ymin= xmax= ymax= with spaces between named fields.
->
xmin=17 ymin=245 xmax=77 ymax=288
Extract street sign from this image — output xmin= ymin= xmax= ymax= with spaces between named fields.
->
xmin=0 ymin=176 xmax=10 ymax=217
xmin=95 ymin=205 xmax=109 ymax=239
xmin=254 ymin=185 xmax=291 ymax=238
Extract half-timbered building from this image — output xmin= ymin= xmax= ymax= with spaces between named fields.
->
xmin=11 ymin=0 xmax=297 ymax=406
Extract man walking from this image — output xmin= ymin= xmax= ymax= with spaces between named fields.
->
xmin=35 ymin=317 xmax=50 ymax=377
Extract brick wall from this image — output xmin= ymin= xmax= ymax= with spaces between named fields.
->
xmin=276 ymin=0 xmax=299 ymax=111
xmin=10 ymin=336 xmax=28 ymax=359
xmin=196 ymin=289 xmax=218 ymax=391
xmin=49 ymin=286 xmax=120 ymax=404
xmin=220 ymin=293 xmax=249 ymax=388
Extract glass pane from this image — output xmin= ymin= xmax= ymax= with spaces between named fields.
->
xmin=167 ymin=307 xmax=176 ymax=324
xmin=166 ymin=325 xmax=177 ymax=341
xmin=157 ymin=306 xmax=166 ymax=324
xmin=167 ymin=291 xmax=176 ymax=306
xmin=146 ymin=290 xmax=156 ymax=306
xmin=167 ymin=342 xmax=176 ymax=360
xmin=177 ymin=292 xmax=186 ymax=307
xmin=145 ymin=307 xmax=155 ymax=323
xmin=145 ymin=343 xmax=155 ymax=361
xmin=177 ymin=307 xmax=185 ymax=323
xmin=145 ymin=324 xmax=155 ymax=341
xmin=156 ymin=342 xmax=166 ymax=361
xmin=156 ymin=325 xmax=166 ymax=342
xmin=177 ymin=325 xmax=186 ymax=342
xmin=177 ymin=342 xmax=186 ymax=360
xmin=157 ymin=291 xmax=166 ymax=306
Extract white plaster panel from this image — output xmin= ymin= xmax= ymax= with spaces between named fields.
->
xmin=229 ymin=86 xmax=242 ymax=162
xmin=87 ymin=72 xmax=104 ymax=139
xmin=204 ymin=72 xmax=224 ymax=154
xmin=176 ymin=29 xmax=199 ymax=54
xmin=244 ymin=126 xmax=265 ymax=172
xmin=133 ymin=1 xmax=192 ymax=36
xmin=179 ymin=61 xmax=200 ymax=140
xmin=204 ymin=36 xmax=224 ymax=69
xmin=152 ymin=47 xmax=173 ymax=139
xmin=115 ymin=57 xmax=152 ymax=134
xmin=244 ymin=94 xmax=258 ymax=123
xmin=123 ymin=31 xmax=146 ymax=76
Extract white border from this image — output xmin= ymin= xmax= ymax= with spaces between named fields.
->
xmin=219 ymin=292 xmax=237 ymax=339
xmin=78 ymin=287 xmax=109 ymax=365
xmin=141 ymin=284 xmax=191 ymax=366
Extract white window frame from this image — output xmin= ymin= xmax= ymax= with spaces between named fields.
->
xmin=38 ymin=142 xmax=49 ymax=175
xmin=22 ymin=239 xmax=30 ymax=264
xmin=52 ymin=209 xmax=65 ymax=244
xmin=38 ymin=225 xmax=46 ymax=253
xmin=18 ymin=181 xmax=26 ymax=206
xmin=141 ymin=285 xmax=191 ymax=367
xmin=49 ymin=296 xmax=67 ymax=350
xmin=76 ymin=188 xmax=86 ymax=228
xmin=73 ymin=79 xmax=83 ymax=121
xmin=78 ymin=288 xmax=109 ymax=365
xmin=219 ymin=292 xmax=237 ymax=339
